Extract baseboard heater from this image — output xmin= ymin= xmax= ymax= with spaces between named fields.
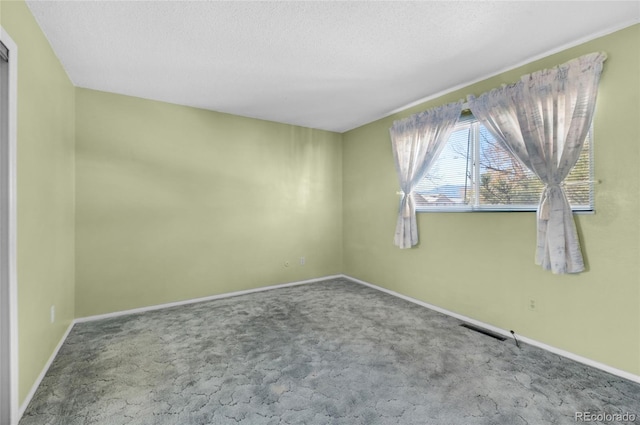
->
xmin=460 ymin=323 xmax=507 ymax=341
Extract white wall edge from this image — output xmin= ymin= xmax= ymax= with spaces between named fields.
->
xmin=0 ymin=26 xmax=20 ymax=425
xmin=75 ymin=274 xmax=343 ymax=323
xmin=341 ymin=274 xmax=640 ymax=385
xmin=18 ymin=322 xmax=74 ymax=421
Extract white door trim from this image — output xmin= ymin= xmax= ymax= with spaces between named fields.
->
xmin=0 ymin=26 xmax=19 ymax=425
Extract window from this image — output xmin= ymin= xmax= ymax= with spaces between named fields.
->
xmin=415 ymin=114 xmax=594 ymax=212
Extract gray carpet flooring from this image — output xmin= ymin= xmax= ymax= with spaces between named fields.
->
xmin=19 ymin=278 xmax=640 ymax=424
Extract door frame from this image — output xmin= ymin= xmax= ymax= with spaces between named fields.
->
xmin=0 ymin=26 xmax=19 ymax=425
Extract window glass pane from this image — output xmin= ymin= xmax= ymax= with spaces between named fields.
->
xmin=415 ymin=126 xmax=473 ymax=209
xmin=416 ymin=116 xmax=593 ymax=212
xmin=478 ymin=126 xmax=543 ymax=206
xmin=564 ymin=132 xmax=592 ymax=208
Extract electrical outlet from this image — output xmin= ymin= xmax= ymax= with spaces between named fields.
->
xmin=50 ymin=305 xmax=55 ymax=323
xmin=528 ymin=299 xmax=536 ymax=311
xmin=300 ymin=256 xmax=305 ymax=265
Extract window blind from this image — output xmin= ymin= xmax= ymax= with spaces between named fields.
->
xmin=415 ymin=116 xmax=594 ymax=212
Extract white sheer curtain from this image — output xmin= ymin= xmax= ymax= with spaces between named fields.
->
xmin=390 ymin=101 xmax=463 ymax=249
xmin=468 ymin=52 xmax=606 ymax=273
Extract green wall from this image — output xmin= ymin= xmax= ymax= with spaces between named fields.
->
xmin=75 ymin=89 xmax=343 ymax=317
xmin=1 ymin=0 xmax=76 ymax=405
xmin=343 ymin=24 xmax=640 ymax=376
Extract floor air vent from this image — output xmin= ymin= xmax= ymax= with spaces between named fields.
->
xmin=460 ymin=323 xmax=507 ymax=341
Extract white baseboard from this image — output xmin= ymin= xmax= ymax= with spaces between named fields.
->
xmin=341 ymin=274 xmax=640 ymax=385
xmin=17 ymin=274 xmax=341 ymax=423
xmin=75 ymin=274 xmax=343 ymax=323
xmin=18 ymin=321 xmax=75 ymax=421
xmin=19 ymin=272 xmax=638 ymax=424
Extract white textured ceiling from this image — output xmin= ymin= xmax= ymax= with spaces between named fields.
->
xmin=26 ymin=1 xmax=640 ymax=132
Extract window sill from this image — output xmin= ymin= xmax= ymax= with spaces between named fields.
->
xmin=416 ymin=208 xmax=595 ymax=214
